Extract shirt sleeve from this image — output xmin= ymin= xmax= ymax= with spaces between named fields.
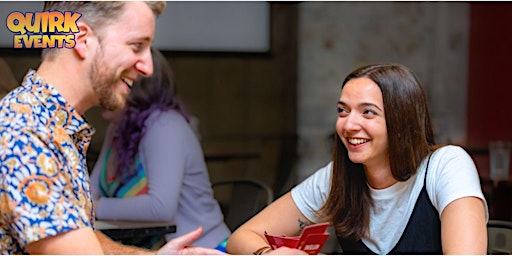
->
xmin=1 ymin=129 xmax=91 ymax=246
xmin=427 ymin=145 xmax=489 ymax=220
xmin=290 ymin=162 xmax=333 ymax=223
xmin=94 ymin=110 xmax=191 ymax=221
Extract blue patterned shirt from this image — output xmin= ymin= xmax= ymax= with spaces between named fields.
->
xmin=0 ymin=70 xmax=96 ymax=254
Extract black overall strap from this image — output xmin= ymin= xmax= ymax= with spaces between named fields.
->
xmin=338 ymin=155 xmax=442 ymax=254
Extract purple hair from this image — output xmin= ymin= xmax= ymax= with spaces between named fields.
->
xmin=112 ymin=48 xmax=190 ymax=180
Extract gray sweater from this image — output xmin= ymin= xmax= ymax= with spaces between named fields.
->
xmin=90 ymin=109 xmax=230 ymax=248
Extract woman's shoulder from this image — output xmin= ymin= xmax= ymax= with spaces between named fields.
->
xmin=432 ymin=144 xmax=471 ymax=160
xmin=146 ymin=109 xmax=188 ymax=126
xmin=143 ymin=109 xmax=199 ymax=144
xmin=426 ymin=144 xmax=478 ymax=183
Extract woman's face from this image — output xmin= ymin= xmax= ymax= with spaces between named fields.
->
xmin=336 ymin=77 xmax=389 ymax=169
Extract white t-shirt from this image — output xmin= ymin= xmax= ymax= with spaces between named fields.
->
xmin=291 ymin=145 xmax=488 ymax=254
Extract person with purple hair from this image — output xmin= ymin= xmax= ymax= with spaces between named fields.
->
xmin=90 ymin=48 xmax=231 ymax=250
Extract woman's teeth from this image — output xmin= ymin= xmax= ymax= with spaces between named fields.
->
xmin=348 ymin=138 xmax=368 ymax=145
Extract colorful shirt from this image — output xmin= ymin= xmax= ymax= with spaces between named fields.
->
xmin=99 ymin=149 xmax=158 ymax=249
xmin=99 ymin=149 xmax=148 ymax=198
xmin=0 ymin=70 xmax=95 ymax=254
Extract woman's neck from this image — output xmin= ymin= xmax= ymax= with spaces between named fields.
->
xmin=364 ymin=164 xmax=397 ymax=189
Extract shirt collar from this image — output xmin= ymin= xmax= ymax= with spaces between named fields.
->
xmin=23 ymin=69 xmax=95 ymax=138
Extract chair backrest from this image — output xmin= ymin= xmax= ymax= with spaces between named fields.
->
xmin=212 ymin=178 xmax=273 ymax=231
xmin=487 ymin=220 xmax=512 ymax=254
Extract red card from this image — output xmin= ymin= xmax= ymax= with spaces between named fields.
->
xmin=264 ymin=222 xmax=330 ymax=255
xmin=264 ymin=232 xmax=299 ymax=249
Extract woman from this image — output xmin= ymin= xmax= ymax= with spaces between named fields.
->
xmin=226 ymin=63 xmax=488 ymax=254
xmin=90 ymin=48 xmax=231 ymax=250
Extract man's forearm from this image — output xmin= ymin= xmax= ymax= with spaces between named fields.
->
xmin=95 ymin=230 xmax=154 ymax=255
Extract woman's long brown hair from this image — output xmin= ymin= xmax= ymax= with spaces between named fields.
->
xmin=320 ymin=64 xmax=437 ymax=240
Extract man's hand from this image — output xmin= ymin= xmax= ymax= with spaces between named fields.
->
xmin=157 ymin=226 xmax=225 ymax=255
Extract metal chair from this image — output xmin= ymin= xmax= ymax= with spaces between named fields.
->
xmin=487 ymin=220 xmax=512 ymax=254
xmin=212 ymin=178 xmax=273 ymax=231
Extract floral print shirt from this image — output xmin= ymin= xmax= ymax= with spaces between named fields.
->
xmin=0 ymin=70 xmax=95 ymax=254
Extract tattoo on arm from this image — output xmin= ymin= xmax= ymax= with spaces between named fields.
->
xmin=298 ymin=218 xmax=306 ymax=231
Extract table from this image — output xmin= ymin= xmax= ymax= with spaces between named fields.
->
xmin=95 ymin=220 xmax=176 ymax=241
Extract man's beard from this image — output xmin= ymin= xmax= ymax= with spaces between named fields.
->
xmin=90 ymin=48 xmax=126 ymax=111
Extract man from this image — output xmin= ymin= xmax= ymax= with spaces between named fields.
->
xmin=0 ymin=2 xmax=223 ymax=254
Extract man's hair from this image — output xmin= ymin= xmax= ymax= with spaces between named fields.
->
xmin=41 ymin=1 xmax=166 ymax=60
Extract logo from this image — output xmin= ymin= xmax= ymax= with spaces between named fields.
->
xmin=6 ymin=11 xmax=81 ymax=49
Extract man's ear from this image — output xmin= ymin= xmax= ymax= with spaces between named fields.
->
xmin=73 ymin=22 xmax=95 ymax=59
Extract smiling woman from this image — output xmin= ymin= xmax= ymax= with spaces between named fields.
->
xmin=336 ymin=77 xmax=388 ymax=181
xmin=225 ymin=63 xmax=488 ymax=255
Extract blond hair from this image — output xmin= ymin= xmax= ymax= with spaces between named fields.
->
xmin=41 ymin=1 xmax=166 ymax=60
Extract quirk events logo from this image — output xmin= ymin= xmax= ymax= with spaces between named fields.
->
xmin=6 ymin=11 xmax=81 ymax=49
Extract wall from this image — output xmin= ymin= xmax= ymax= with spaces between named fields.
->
xmin=83 ymin=3 xmax=299 ymax=196
xmin=0 ymin=2 xmax=270 ymax=52
xmin=294 ymin=2 xmax=470 ymax=182
xmin=2 ymin=1 xmax=507 ymax=194
xmin=0 ymin=3 xmax=298 ymax=197
xmin=467 ymin=3 xmax=512 ymax=178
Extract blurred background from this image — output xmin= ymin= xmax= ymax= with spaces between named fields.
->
xmin=1 ymin=1 xmax=511 ymax=205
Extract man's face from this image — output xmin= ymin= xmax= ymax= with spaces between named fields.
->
xmin=90 ymin=1 xmax=155 ymax=111
xmin=101 ymin=107 xmax=124 ymax=124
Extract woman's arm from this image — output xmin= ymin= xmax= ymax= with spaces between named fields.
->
xmin=227 ymin=163 xmax=333 ymax=254
xmin=430 ymin=146 xmax=488 ymax=254
xmin=440 ymin=196 xmax=487 ymax=254
xmin=226 ymin=192 xmax=310 ymax=255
